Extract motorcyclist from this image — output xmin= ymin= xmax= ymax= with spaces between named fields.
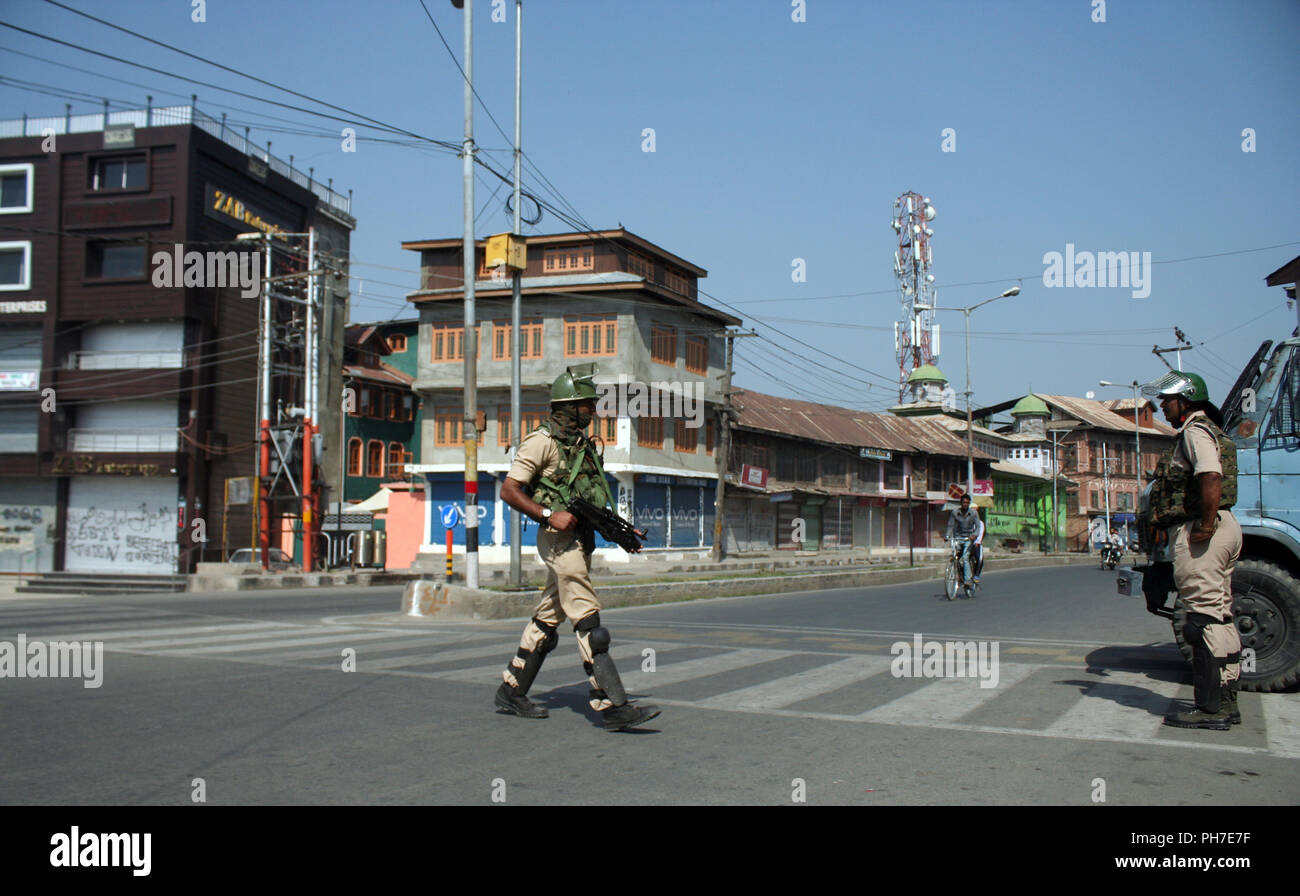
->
xmin=1103 ymin=526 xmax=1123 ymax=566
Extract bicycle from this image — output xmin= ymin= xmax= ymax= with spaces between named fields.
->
xmin=945 ymin=538 xmax=977 ymax=600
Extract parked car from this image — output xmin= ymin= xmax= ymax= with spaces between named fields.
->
xmin=227 ymin=548 xmax=293 ymax=570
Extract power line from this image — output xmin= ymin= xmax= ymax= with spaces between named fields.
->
xmin=39 ymin=0 xmax=462 ymax=150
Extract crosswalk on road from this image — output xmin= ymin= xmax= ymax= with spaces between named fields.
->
xmin=6 ymin=611 xmax=1299 ymax=759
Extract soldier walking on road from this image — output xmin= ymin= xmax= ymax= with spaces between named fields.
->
xmin=1142 ymin=371 xmax=1243 ymax=730
xmin=493 ymin=363 xmax=660 ymax=731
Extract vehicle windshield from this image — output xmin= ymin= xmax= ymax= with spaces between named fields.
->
xmin=1222 ymin=339 xmax=1273 ymax=433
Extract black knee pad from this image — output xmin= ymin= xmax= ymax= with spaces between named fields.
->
xmin=532 ymin=617 xmax=559 ymax=655
xmin=575 ymin=613 xmax=610 ymax=653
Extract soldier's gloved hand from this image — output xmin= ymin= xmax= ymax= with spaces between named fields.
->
xmin=549 ymin=510 xmax=577 ymax=532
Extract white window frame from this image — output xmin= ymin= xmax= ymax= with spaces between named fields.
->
xmin=0 ymin=241 xmax=32 ymax=291
xmin=0 ymin=164 xmax=34 ymax=215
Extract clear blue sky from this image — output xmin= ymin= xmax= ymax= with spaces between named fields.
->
xmin=2 ymin=0 xmax=1297 ymax=414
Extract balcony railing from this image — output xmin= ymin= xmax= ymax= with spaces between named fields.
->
xmin=68 ymin=428 xmax=178 ymax=453
xmin=0 ymin=104 xmax=351 ymax=217
xmin=68 ymin=350 xmax=184 ymax=370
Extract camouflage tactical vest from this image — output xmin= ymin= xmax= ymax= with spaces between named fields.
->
xmin=1148 ymin=417 xmax=1237 ymax=528
xmin=529 ymin=419 xmax=616 ymax=512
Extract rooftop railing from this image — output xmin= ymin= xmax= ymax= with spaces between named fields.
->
xmin=0 ymin=103 xmax=351 ymax=216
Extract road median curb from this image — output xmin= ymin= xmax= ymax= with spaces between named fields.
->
xmin=392 ymin=554 xmax=1100 ymax=621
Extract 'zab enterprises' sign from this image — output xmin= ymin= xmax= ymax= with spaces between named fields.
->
xmin=204 ymin=184 xmax=290 ymax=235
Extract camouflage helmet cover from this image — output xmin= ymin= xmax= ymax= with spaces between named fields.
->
xmin=551 ymin=362 xmax=599 ymax=403
xmin=1140 ymin=370 xmax=1210 ymax=403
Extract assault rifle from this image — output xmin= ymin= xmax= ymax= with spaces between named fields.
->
xmin=567 ymin=496 xmax=646 ymax=554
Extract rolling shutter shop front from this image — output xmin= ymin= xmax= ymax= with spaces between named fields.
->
xmin=65 ymin=477 xmax=178 ymax=573
xmin=775 ymin=497 xmax=800 ymax=549
xmin=822 ymin=496 xmax=853 ymax=548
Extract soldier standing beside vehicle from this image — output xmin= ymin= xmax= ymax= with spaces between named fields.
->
xmin=493 ymin=363 xmax=660 ymax=732
xmin=1142 ymin=371 xmax=1243 ymax=730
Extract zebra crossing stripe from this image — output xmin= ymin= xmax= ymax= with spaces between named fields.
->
xmin=1043 ymin=669 xmax=1183 ymax=740
xmin=0 ymin=607 xmax=161 ymax=626
xmin=157 ymin=630 xmax=395 ymax=655
xmin=859 ymin=662 xmax=1039 ymax=724
xmin=1262 ymin=694 xmax=1300 ymax=759
xmin=264 ymin=638 xmax=454 ymax=663
xmin=27 ymin=621 xmax=286 ymax=643
xmin=354 ymin=642 xmax=510 ymax=671
xmin=622 ymin=648 xmax=797 ymax=690
xmin=110 ymin=625 xmax=312 ymax=650
xmin=431 ymin=662 xmax=514 ymax=684
xmin=693 ymin=655 xmax=895 ymax=710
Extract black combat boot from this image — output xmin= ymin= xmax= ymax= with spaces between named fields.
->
xmin=1221 ymin=681 xmax=1241 ymax=725
xmin=1163 ymin=703 xmax=1232 ymax=730
xmin=494 ymin=681 xmax=549 ymax=719
xmin=600 ymin=701 xmax=661 ymax=731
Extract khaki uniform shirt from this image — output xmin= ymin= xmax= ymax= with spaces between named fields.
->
xmin=1172 ymin=410 xmax=1222 ymax=477
xmin=508 ymin=428 xmax=560 ymax=487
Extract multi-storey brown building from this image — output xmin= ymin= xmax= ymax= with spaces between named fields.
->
xmin=977 ymin=393 xmax=1176 ymax=550
xmin=0 ymin=104 xmax=353 ymax=577
xmin=400 ymin=228 xmax=738 ymax=562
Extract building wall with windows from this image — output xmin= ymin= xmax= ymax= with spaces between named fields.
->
xmin=400 ymin=229 xmax=735 ymax=562
xmin=340 ymin=321 xmax=420 ymax=506
xmin=0 ymin=105 xmax=353 ymax=573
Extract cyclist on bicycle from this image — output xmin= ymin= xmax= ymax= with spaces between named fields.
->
xmin=946 ymin=493 xmax=980 ymax=585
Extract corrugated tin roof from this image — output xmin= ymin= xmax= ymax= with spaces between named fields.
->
xmin=344 ymin=362 xmax=414 ymax=386
xmin=732 ymin=389 xmax=995 ymax=460
xmin=1039 ymin=394 xmax=1176 ymax=438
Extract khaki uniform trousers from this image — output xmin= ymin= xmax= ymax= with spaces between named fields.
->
xmin=1172 ymin=510 xmax=1243 ymax=684
xmin=504 ymin=525 xmax=611 ymax=710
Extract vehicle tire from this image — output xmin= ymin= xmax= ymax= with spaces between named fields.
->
xmin=944 ymin=560 xmax=958 ymax=601
xmin=1171 ymin=558 xmax=1300 ymax=693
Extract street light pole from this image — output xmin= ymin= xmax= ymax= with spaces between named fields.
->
xmin=935 ymin=286 xmax=1021 ymax=498
xmin=1100 ymin=377 xmax=1142 ymax=538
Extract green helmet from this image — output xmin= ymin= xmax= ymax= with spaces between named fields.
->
xmin=550 ymin=363 xmax=599 ymax=403
xmin=1140 ymin=371 xmax=1210 ymax=403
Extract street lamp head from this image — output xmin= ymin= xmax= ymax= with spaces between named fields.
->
xmin=1002 ymin=286 xmax=1021 ymax=298
xmin=1099 ymin=380 xmax=1114 ymax=386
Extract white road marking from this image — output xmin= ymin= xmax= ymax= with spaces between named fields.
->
xmin=694 ymin=655 xmax=894 ymax=710
xmin=1043 ymin=670 xmax=1182 ymax=740
xmin=1262 ymin=693 xmax=1300 ymax=759
xmin=24 ymin=621 xmax=286 ymax=643
xmin=155 ymin=630 xmax=396 ymax=655
xmin=860 ymin=662 xmax=1038 ymax=723
xmin=357 ymin=642 xmax=511 ymax=671
xmin=621 ymin=648 xmax=797 ymax=690
xmin=110 ymin=625 xmax=312 ymax=650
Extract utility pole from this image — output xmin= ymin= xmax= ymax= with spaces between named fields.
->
xmin=711 ymin=330 xmax=755 ymax=561
xmin=257 ymin=233 xmax=272 ymax=569
xmin=1101 ymin=442 xmax=1113 ymax=535
xmin=508 ymin=0 xmax=523 ymax=586
xmin=1153 ymin=327 xmax=1194 ymax=371
xmin=301 ymin=226 xmax=317 ymax=573
xmin=459 ymin=0 xmax=479 ymax=589
xmin=712 ymin=331 xmax=734 ymax=562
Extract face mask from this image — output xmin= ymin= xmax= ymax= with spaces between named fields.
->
xmin=552 ymin=403 xmax=591 ymax=433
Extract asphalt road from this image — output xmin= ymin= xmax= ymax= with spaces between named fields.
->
xmin=2 ymin=564 xmax=1298 ymax=805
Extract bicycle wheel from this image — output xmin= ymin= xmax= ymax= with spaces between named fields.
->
xmin=945 ymin=558 xmax=958 ymax=600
